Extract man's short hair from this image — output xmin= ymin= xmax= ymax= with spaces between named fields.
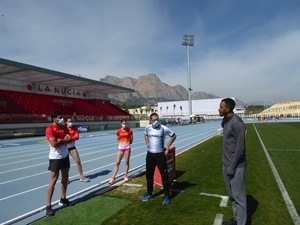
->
xmin=51 ymin=111 xmax=62 ymax=119
xmin=221 ymin=98 xmax=236 ymax=112
xmin=120 ymin=118 xmax=127 ymax=123
xmin=150 ymin=112 xmax=159 ymax=120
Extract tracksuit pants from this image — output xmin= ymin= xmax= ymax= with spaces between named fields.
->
xmin=146 ymin=151 xmax=169 ymax=196
xmin=223 ymin=165 xmax=247 ymax=225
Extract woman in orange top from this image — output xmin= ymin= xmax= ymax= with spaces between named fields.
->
xmin=66 ymin=118 xmax=89 ymax=182
xmin=109 ymin=119 xmax=133 ymax=184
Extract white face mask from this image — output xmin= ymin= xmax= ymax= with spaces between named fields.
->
xmin=152 ymin=120 xmax=160 ymax=129
xmin=67 ymin=122 xmax=73 ymax=127
xmin=57 ymin=118 xmax=65 ymax=125
xmin=121 ymin=124 xmax=126 ymax=129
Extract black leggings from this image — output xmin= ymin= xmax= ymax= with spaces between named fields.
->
xmin=146 ymin=152 xmax=169 ymax=196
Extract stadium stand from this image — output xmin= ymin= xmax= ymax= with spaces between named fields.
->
xmin=0 ymin=90 xmax=132 ymax=123
xmin=89 ymin=99 xmax=132 ymax=117
xmin=258 ymin=100 xmax=300 ymax=118
xmin=0 ymin=58 xmax=138 ymax=137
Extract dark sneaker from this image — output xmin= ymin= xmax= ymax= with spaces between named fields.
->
xmin=58 ymin=198 xmax=74 ymax=206
xmin=141 ymin=193 xmax=152 ymax=202
xmin=162 ymin=196 xmax=170 ymax=205
xmin=46 ymin=205 xmax=54 ymax=216
xmin=222 ymin=218 xmax=237 ymax=225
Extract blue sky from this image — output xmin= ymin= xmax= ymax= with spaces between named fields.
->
xmin=0 ymin=0 xmax=299 ymax=105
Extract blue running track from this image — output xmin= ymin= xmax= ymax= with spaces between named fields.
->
xmin=0 ymin=121 xmax=222 ymax=225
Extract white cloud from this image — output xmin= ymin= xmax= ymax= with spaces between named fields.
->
xmin=1 ymin=0 xmax=299 ymax=104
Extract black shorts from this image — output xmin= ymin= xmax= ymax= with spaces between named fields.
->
xmin=68 ymin=146 xmax=76 ymax=152
xmin=48 ymin=155 xmax=70 ymax=173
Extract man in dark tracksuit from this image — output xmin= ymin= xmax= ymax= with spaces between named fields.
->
xmin=218 ymin=98 xmax=247 ymax=225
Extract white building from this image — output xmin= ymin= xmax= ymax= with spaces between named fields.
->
xmin=157 ymin=97 xmax=246 ymax=119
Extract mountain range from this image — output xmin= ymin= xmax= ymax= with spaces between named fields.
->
xmin=99 ymin=74 xmax=219 ymax=106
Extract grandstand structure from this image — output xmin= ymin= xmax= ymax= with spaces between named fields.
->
xmin=257 ymin=100 xmax=300 ymax=118
xmin=0 ymin=58 xmax=137 ymax=137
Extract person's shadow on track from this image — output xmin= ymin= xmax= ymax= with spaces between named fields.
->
xmin=87 ymin=170 xmax=111 ymax=180
xmin=152 ymin=170 xmax=197 ymax=199
xmin=68 ymin=170 xmax=111 ymax=183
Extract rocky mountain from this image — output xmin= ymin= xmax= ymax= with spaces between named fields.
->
xmin=100 ymin=74 xmax=219 ymax=105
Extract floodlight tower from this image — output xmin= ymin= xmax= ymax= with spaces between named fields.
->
xmin=182 ymin=34 xmax=194 ymax=119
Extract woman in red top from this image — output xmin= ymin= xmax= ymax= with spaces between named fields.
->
xmin=66 ymin=118 xmax=89 ymax=182
xmin=109 ymin=119 xmax=133 ymax=184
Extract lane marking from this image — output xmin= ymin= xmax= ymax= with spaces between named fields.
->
xmin=123 ymin=183 xmax=143 ymax=187
xmin=199 ymin=193 xmax=229 ymax=207
xmin=253 ymin=124 xmax=300 ymax=225
xmin=213 ymin=214 xmax=223 ymax=225
xmin=3 ymin=143 xmax=21 ymax=146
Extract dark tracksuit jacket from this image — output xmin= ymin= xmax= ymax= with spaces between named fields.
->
xmin=221 ymin=113 xmax=246 ymax=175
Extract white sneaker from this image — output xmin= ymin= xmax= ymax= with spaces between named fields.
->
xmin=80 ymin=176 xmax=90 ymax=182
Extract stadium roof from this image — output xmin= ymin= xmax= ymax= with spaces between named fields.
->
xmin=0 ymin=58 xmax=135 ymax=94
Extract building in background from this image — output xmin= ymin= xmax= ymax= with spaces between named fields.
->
xmin=157 ymin=97 xmax=246 ymax=120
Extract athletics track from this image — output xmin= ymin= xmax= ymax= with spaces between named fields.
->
xmin=0 ymin=121 xmax=222 ymax=224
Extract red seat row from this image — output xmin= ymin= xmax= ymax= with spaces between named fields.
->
xmin=0 ymin=90 xmax=130 ymax=117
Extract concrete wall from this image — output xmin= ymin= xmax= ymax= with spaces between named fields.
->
xmin=0 ymin=120 xmax=140 ymax=139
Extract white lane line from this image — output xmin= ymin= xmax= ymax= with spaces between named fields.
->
xmin=3 ymin=143 xmax=21 ymax=146
xmin=253 ymin=124 xmax=300 ymax=225
xmin=0 ymin=183 xmax=48 ymax=201
xmin=213 ymin=214 xmax=223 ymax=225
xmin=123 ymin=183 xmax=143 ymax=187
xmin=199 ymin=193 xmax=229 ymax=207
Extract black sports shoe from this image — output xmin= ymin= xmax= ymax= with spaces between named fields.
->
xmin=45 ymin=205 xmax=54 ymax=216
xmin=141 ymin=193 xmax=153 ymax=202
xmin=222 ymin=218 xmax=237 ymax=225
xmin=58 ymin=198 xmax=74 ymax=206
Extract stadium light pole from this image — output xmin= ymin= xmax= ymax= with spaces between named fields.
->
xmin=182 ymin=34 xmax=194 ymax=120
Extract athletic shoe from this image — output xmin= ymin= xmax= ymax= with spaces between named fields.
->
xmin=58 ymin=198 xmax=74 ymax=206
xmin=80 ymin=176 xmax=90 ymax=182
xmin=45 ymin=205 xmax=54 ymax=216
xmin=141 ymin=193 xmax=152 ymax=202
xmin=124 ymin=177 xmax=129 ymax=182
xmin=222 ymin=218 xmax=237 ymax=225
xmin=162 ymin=196 xmax=170 ymax=205
xmin=108 ymin=178 xmax=116 ymax=185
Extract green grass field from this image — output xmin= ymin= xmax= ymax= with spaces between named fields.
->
xmin=33 ymin=122 xmax=300 ymax=225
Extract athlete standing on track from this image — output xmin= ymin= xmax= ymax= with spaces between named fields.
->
xmin=45 ymin=111 xmax=74 ymax=217
xmin=66 ymin=118 xmax=89 ymax=183
xmin=109 ymin=119 xmax=133 ymax=184
xmin=218 ymin=98 xmax=247 ymax=225
xmin=141 ymin=112 xmax=176 ymax=205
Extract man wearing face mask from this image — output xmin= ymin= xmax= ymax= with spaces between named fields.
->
xmin=66 ymin=118 xmax=90 ymax=183
xmin=141 ymin=113 xmax=176 ymax=205
xmin=45 ymin=111 xmax=74 ymax=216
xmin=109 ymin=119 xmax=133 ymax=184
